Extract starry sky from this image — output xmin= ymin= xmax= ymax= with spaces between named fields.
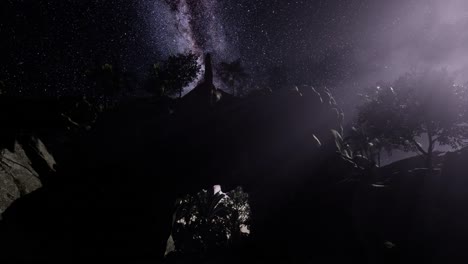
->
xmin=2 ymin=0 xmax=468 ymax=102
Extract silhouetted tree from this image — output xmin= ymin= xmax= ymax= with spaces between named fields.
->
xmin=86 ymin=63 xmax=124 ymax=99
xmin=218 ymin=59 xmax=248 ymax=96
xmin=152 ymin=53 xmax=201 ymax=98
xmin=345 ymin=125 xmax=391 ymax=167
xmin=357 ymin=70 xmax=468 ymax=169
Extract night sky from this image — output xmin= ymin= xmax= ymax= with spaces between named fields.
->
xmin=2 ymin=0 xmax=468 ymax=102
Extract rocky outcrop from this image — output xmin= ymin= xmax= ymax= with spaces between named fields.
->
xmin=0 ymin=84 xmax=357 ymax=262
xmin=0 ymin=138 xmax=56 ymax=218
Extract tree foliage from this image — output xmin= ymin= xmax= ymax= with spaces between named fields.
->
xmin=86 ymin=63 xmax=124 ymax=98
xmin=167 ymin=187 xmax=250 ymax=258
xmin=356 ymin=70 xmax=468 ymax=169
xmin=344 ymin=126 xmax=390 ymax=167
xmin=218 ymin=59 xmax=248 ymax=97
xmin=152 ymin=53 xmax=201 ymax=98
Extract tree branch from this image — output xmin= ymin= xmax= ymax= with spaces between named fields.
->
xmin=411 ymin=139 xmax=428 ymax=156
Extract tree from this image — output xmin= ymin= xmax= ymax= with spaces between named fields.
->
xmin=166 ymin=186 xmax=250 ymax=259
xmin=218 ymin=59 xmax=248 ymax=96
xmin=86 ymin=63 xmax=124 ymax=99
xmin=152 ymin=53 xmax=201 ymax=98
xmin=345 ymin=124 xmax=393 ymax=167
xmin=357 ymin=70 xmax=468 ymax=169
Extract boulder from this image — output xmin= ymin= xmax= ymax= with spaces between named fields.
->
xmin=0 ymin=137 xmax=56 ymax=218
xmin=0 ymin=141 xmax=41 ymax=217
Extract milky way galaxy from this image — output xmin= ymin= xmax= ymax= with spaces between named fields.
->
xmin=139 ymin=0 xmax=243 ymax=91
xmin=3 ymin=0 xmax=468 ymax=98
xmin=145 ymin=0 xmax=238 ymax=63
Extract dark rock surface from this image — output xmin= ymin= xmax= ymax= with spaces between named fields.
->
xmin=0 ymin=83 xmax=355 ymax=262
xmin=0 ymin=138 xmax=57 ymax=217
xmin=1 ymin=66 xmax=465 ymax=262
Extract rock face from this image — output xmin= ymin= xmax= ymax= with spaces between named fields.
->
xmin=0 ymin=138 xmax=56 ymax=217
xmin=0 ymin=142 xmax=41 ymax=215
xmin=1 ymin=79 xmax=467 ymax=262
xmin=0 ymin=83 xmax=356 ymax=262
xmin=158 ymin=84 xmax=358 ymax=262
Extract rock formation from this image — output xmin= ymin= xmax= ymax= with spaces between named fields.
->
xmin=0 ymin=137 xmax=56 ymax=218
xmin=183 ymin=53 xmax=233 ymax=109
